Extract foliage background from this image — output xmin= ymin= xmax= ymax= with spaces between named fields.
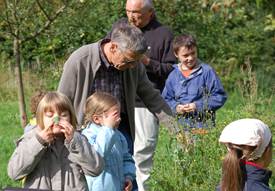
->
xmin=0 ymin=0 xmax=274 ymax=190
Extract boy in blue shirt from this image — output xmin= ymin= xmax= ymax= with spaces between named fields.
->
xmin=162 ymin=34 xmax=227 ymax=130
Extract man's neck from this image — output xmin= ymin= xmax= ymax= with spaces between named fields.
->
xmin=102 ymin=41 xmax=112 ymax=65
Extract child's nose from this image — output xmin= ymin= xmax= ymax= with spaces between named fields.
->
xmin=53 ymin=115 xmax=60 ymax=124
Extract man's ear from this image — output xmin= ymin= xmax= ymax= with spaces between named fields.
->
xmin=110 ymin=42 xmax=118 ymax=53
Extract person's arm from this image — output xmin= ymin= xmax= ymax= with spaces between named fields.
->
xmin=119 ymin=132 xmax=135 ymax=181
xmin=7 ymin=132 xmax=47 ymax=180
xmin=136 ymin=64 xmax=180 ymax=134
xmin=119 ymin=132 xmax=135 ymax=191
xmin=93 ymin=126 xmax=117 ymax=157
xmin=161 ymin=74 xmax=179 ymax=114
xmin=194 ymin=69 xmax=227 ymax=111
xmin=65 ymin=131 xmax=104 ymax=177
xmin=57 ymin=50 xmax=79 ymax=102
xmin=136 ymin=64 xmax=172 ymax=115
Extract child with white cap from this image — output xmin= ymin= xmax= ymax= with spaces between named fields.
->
xmin=217 ymin=118 xmax=273 ymax=191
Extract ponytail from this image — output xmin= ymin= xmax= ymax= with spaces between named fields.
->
xmin=221 ymin=148 xmax=244 ymax=191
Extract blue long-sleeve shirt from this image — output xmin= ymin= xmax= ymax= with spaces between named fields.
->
xmin=162 ymin=62 xmax=227 ymax=114
xmin=82 ymin=123 xmax=135 ymax=191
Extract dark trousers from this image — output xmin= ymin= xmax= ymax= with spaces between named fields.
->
xmin=118 ymin=113 xmax=133 ymax=154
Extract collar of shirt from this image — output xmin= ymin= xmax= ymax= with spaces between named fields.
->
xmin=99 ymin=38 xmax=112 ymax=68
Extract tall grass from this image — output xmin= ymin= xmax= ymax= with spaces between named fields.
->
xmin=0 ymin=102 xmax=22 ymax=189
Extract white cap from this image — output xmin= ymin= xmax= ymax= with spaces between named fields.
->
xmin=219 ymin=118 xmax=271 ymax=160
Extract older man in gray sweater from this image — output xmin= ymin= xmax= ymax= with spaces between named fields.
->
xmin=58 ymin=25 xmax=174 ymax=190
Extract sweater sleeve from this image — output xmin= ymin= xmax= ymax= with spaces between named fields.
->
xmin=94 ymin=126 xmax=117 ymax=157
xmin=136 ymin=64 xmax=172 ymax=115
xmin=194 ymin=68 xmax=227 ymax=111
xmin=57 ymin=50 xmax=78 ymax=103
xmin=65 ymin=131 xmax=104 ymax=177
xmin=161 ymin=74 xmax=179 ymax=114
xmin=7 ymin=132 xmax=47 ymax=180
xmin=119 ymin=132 xmax=135 ymax=181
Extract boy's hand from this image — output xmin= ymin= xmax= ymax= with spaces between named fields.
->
xmin=182 ymin=103 xmax=196 ymax=112
xmin=124 ymin=178 xmax=133 ymax=191
xmin=176 ymin=104 xmax=185 ymax=114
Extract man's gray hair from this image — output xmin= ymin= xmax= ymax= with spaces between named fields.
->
xmin=111 ymin=24 xmax=148 ymax=54
xmin=142 ymin=0 xmax=154 ymax=12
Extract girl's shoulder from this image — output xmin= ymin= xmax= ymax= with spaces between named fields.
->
xmin=82 ymin=123 xmax=100 ymax=134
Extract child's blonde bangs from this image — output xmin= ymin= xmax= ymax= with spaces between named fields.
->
xmin=36 ymin=92 xmax=77 ymax=129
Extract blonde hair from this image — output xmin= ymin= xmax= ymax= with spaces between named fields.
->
xmin=36 ymin=92 xmax=77 ymax=129
xmin=84 ymin=92 xmax=119 ymax=125
xmin=221 ymin=142 xmax=272 ymax=191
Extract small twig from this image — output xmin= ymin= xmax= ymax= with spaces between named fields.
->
xmin=35 ymin=0 xmax=52 ymax=22
xmin=3 ymin=0 xmax=17 ymax=38
xmin=22 ymin=3 xmax=68 ymax=42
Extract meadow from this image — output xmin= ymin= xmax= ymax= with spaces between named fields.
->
xmin=0 ymin=71 xmax=274 ymax=190
xmin=0 ymin=0 xmax=274 ymax=190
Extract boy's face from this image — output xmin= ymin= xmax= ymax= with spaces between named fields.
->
xmin=175 ymin=46 xmax=198 ymax=70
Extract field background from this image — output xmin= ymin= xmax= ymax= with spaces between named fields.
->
xmin=0 ymin=0 xmax=274 ymax=190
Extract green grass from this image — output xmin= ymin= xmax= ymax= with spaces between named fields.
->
xmin=0 ymin=101 xmax=22 ymax=189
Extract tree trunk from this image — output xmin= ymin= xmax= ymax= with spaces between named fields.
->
xmin=14 ymin=38 xmax=28 ymax=128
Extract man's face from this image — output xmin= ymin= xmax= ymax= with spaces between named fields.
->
xmin=112 ymin=47 xmax=142 ymax=71
xmin=126 ymin=0 xmax=153 ymax=28
xmin=175 ymin=46 xmax=198 ymax=70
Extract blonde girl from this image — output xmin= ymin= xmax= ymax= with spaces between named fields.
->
xmin=82 ymin=92 xmax=135 ymax=191
xmin=8 ymin=92 xmax=104 ymax=191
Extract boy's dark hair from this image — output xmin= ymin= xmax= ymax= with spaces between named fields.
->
xmin=173 ymin=34 xmax=197 ymax=54
xmin=30 ymin=90 xmax=47 ymax=115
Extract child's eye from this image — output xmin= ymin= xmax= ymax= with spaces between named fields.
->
xmin=45 ymin=111 xmax=54 ymax=117
xmin=60 ymin=111 xmax=69 ymax=118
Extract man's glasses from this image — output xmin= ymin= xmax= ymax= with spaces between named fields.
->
xmin=123 ymin=59 xmax=137 ymax=65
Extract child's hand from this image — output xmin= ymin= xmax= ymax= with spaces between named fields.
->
xmin=37 ymin=125 xmax=54 ymax=144
xmin=182 ymin=103 xmax=196 ymax=113
xmin=59 ymin=119 xmax=75 ymax=142
xmin=102 ymin=110 xmax=121 ymax=129
xmin=176 ymin=104 xmax=185 ymax=114
xmin=124 ymin=178 xmax=133 ymax=191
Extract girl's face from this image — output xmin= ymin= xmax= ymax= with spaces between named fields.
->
xmin=175 ymin=46 xmax=198 ymax=70
xmin=43 ymin=107 xmax=71 ymax=135
xmin=93 ymin=104 xmax=121 ymax=128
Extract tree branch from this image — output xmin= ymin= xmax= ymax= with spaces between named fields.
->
xmin=35 ymin=0 xmax=52 ymax=22
xmin=3 ymin=0 xmax=17 ymax=38
xmin=22 ymin=3 xmax=69 ymax=42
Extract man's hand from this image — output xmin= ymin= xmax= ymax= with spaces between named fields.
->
xmin=141 ymin=55 xmax=150 ymax=65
